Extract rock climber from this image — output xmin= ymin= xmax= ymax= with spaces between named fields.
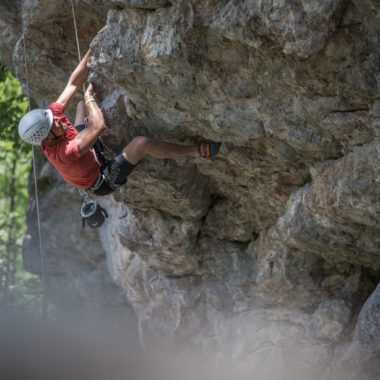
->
xmin=18 ymin=49 xmax=220 ymax=197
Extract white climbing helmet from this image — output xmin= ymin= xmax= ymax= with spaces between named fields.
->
xmin=18 ymin=109 xmax=54 ymax=145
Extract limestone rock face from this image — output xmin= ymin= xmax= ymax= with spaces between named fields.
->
xmin=2 ymin=0 xmax=380 ymax=378
xmin=341 ymin=282 xmax=380 ymax=379
xmin=0 ymin=0 xmax=21 ymax=71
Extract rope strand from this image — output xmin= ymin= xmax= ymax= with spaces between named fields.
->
xmin=21 ymin=0 xmax=47 ymax=320
xmin=70 ymin=0 xmax=87 ymax=95
xmin=21 ymin=6 xmax=31 ymax=112
xmin=20 ymin=0 xmax=89 ymax=320
xmin=71 ymin=0 xmax=82 ymax=62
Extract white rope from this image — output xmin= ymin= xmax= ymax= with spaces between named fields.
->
xmin=71 ymin=0 xmax=81 ymax=62
xmin=19 ymin=1 xmax=90 ymax=319
xmin=70 ymin=0 xmax=87 ymax=96
xmin=70 ymin=0 xmax=93 ymax=207
xmin=21 ymin=0 xmax=47 ymax=319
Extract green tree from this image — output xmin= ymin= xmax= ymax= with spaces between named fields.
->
xmin=0 ymin=59 xmax=45 ymax=315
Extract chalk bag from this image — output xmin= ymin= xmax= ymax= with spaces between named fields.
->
xmin=81 ymin=199 xmax=108 ymax=229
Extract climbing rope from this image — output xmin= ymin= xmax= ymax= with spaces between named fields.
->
xmin=70 ymin=0 xmax=96 ymax=209
xmin=71 ymin=0 xmax=82 ymax=62
xmin=21 ymin=0 xmax=47 ymax=319
xmin=19 ymin=1 xmax=98 ymax=319
xmin=71 ymin=0 xmax=87 ymax=96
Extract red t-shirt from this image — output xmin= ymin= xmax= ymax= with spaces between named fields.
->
xmin=42 ymin=102 xmax=100 ymax=189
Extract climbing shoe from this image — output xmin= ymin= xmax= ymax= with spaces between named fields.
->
xmin=197 ymin=142 xmax=221 ymax=158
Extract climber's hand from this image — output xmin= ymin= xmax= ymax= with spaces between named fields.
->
xmin=84 ymin=82 xmax=95 ymax=102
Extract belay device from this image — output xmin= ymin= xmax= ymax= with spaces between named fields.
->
xmin=81 ymin=196 xmax=108 ymax=229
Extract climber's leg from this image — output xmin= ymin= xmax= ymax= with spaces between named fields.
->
xmin=94 ymin=137 xmax=221 ymax=196
xmin=122 ymin=136 xmax=199 ymax=165
xmin=74 ymin=100 xmax=86 ymax=128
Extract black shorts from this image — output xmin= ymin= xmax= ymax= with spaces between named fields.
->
xmin=93 ymin=154 xmax=136 ymax=196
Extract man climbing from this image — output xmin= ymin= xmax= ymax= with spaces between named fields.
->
xmin=18 ymin=49 xmax=220 ymax=196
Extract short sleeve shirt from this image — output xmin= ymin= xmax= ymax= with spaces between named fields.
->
xmin=41 ymin=102 xmax=100 ymax=189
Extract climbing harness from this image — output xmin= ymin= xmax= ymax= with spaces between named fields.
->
xmin=21 ymin=0 xmax=47 ymax=319
xmin=71 ymin=0 xmax=109 ymax=228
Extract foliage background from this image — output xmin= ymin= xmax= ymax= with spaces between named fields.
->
xmin=0 ymin=58 xmax=44 ymax=316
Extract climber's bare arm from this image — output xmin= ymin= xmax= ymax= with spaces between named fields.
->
xmin=56 ymin=49 xmax=92 ymax=109
xmin=75 ymin=83 xmax=105 ymax=156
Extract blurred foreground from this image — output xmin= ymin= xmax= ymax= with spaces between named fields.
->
xmin=0 ymin=312 xmax=371 ymax=380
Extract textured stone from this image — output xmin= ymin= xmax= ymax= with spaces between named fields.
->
xmin=0 ymin=0 xmax=21 ymax=71
xmin=277 ymin=139 xmax=380 ymax=271
xmin=2 ymin=0 xmax=380 ymax=378
xmin=211 ymin=0 xmax=347 ymax=58
xmin=310 ymin=298 xmax=352 ymax=341
xmin=344 ymin=282 xmax=380 ymax=377
xmin=112 ymin=201 xmax=202 ymax=275
xmin=110 ymin=0 xmax=172 ymax=9
xmin=114 ymin=158 xmax=212 ymax=220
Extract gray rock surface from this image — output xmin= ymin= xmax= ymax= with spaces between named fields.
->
xmin=1 ymin=0 xmax=380 ymax=378
xmin=342 ymin=282 xmax=380 ymax=379
xmin=0 ymin=0 xmax=21 ymax=71
xmin=346 ymin=285 xmax=380 ymax=375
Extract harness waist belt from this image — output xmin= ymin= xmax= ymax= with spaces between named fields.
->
xmin=86 ymin=170 xmax=104 ymax=192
